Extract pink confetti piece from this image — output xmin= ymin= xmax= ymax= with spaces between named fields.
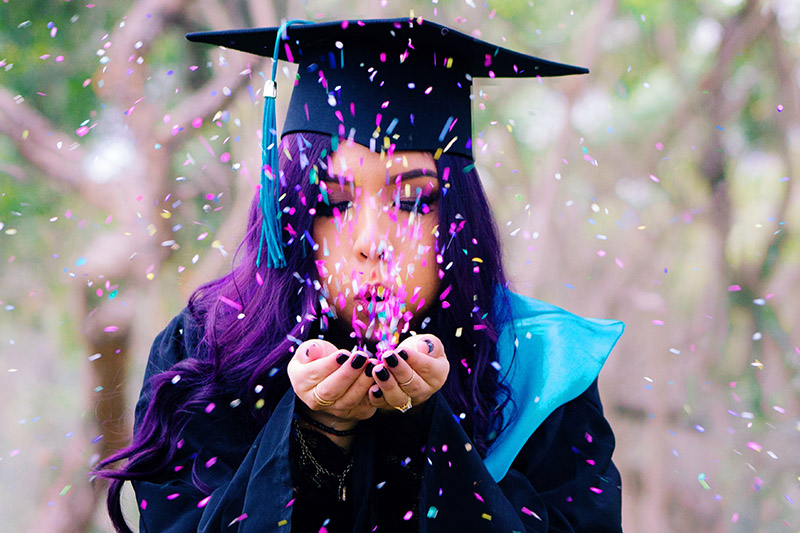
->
xmin=652 ymin=320 xmax=664 ymax=326
xmin=728 ymin=285 xmax=741 ymax=292
xmin=192 ymin=117 xmax=203 ymax=128
xmin=473 ymin=492 xmax=484 ymax=502
xmin=140 ymin=499 xmax=147 ymax=509
xmin=166 ymin=493 xmax=180 ymax=500
xmin=219 ymin=296 xmax=243 ymax=311
xmin=220 ymin=152 xmax=231 ymax=163
xmin=205 ymin=402 xmax=215 ymax=413
xmin=746 ymin=441 xmax=762 ymax=452
xmin=590 ymin=487 xmax=603 ymax=494
xmin=197 ymin=495 xmax=211 ymax=508
xmin=649 ymin=174 xmax=660 ymax=183
xmin=104 ymin=326 xmax=118 ymax=332
xmin=521 ymin=507 xmax=540 ymax=519
xmin=777 ymin=104 xmax=783 ymax=112
xmin=403 ymin=511 xmax=413 ymax=521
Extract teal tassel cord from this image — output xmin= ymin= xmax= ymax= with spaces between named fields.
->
xmin=256 ymin=19 xmax=311 ymax=269
xmin=257 ymin=79 xmax=284 ymax=268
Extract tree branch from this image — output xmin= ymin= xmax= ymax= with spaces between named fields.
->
xmin=0 ymin=86 xmax=86 ymax=190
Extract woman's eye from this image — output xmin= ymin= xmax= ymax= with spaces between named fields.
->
xmin=315 ymin=200 xmax=353 ymax=217
xmin=397 ymin=195 xmax=438 ymax=213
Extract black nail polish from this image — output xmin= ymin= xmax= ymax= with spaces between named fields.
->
xmin=336 ymin=352 xmax=349 ymax=365
xmin=351 ymin=353 xmax=367 ymax=369
xmin=424 ymin=339 xmax=434 ymax=354
xmin=365 ymin=361 xmax=375 ymax=377
xmin=398 ymin=350 xmax=409 ymax=361
xmin=372 ymin=388 xmax=383 ymax=398
xmin=376 ymin=367 xmax=390 ymax=381
xmin=384 ymin=353 xmax=399 ymax=368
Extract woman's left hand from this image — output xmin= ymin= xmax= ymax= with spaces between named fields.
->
xmin=367 ymin=333 xmax=450 ymax=412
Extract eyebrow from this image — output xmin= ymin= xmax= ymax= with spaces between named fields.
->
xmin=318 ymin=168 xmax=438 ymax=184
xmin=388 ymin=168 xmax=438 ymax=181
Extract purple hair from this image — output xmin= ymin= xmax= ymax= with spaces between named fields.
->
xmin=94 ymin=133 xmax=514 ymax=532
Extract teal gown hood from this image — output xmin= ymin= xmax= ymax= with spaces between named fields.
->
xmin=483 ymin=289 xmax=624 ymax=482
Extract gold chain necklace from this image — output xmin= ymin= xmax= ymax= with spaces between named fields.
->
xmin=294 ymin=421 xmax=354 ymax=502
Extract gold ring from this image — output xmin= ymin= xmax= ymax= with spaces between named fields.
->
xmin=398 ymin=375 xmax=414 ymax=388
xmin=394 ymin=395 xmax=412 ymax=413
xmin=313 ymin=386 xmax=335 ymax=407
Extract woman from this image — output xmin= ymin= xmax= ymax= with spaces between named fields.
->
xmin=97 ymin=18 xmax=624 ymax=532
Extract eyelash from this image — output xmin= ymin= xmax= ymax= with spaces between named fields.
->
xmin=315 ymin=196 xmax=438 ymax=217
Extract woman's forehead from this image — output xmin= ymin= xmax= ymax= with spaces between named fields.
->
xmin=329 ymin=144 xmax=437 ymax=187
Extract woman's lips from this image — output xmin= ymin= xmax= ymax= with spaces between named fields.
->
xmin=356 ymin=283 xmax=392 ymax=303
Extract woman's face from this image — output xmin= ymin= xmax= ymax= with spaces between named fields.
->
xmin=312 ymin=141 xmax=441 ymax=349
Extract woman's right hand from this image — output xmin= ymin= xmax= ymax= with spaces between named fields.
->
xmin=287 ymin=340 xmax=377 ymax=429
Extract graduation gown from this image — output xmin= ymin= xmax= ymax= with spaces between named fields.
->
xmin=131 ymin=290 xmax=624 ymax=532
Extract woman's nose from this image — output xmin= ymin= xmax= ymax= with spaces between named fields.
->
xmin=350 ymin=198 xmax=389 ymax=262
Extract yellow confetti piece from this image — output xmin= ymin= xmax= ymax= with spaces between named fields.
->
xmin=255 ymin=398 xmax=265 ymax=409
xmin=22 ymin=130 xmax=29 ymax=140
xmin=5 ymin=228 xmax=18 ymax=235
xmin=751 ymin=360 xmax=764 ymax=370
xmin=160 ymin=211 xmax=171 ymax=219
xmin=146 ymin=224 xmax=157 ymax=236
xmin=277 ymin=519 xmax=288 ymax=526
xmin=212 ymin=111 xmax=222 ymax=122
xmin=464 ymin=443 xmax=473 ymax=452
xmin=472 ymin=257 xmax=483 ymax=263
xmin=638 ymin=225 xmax=647 ymax=230
xmin=455 ymin=327 xmax=463 ymax=337
xmin=446 ymin=57 xmax=453 ymax=69
xmin=442 ymin=136 xmax=458 ymax=153
xmin=146 ymin=272 xmax=155 ymax=281
xmin=211 ymin=240 xmax=222 ymax=249
xmin=481 ymin=513 xmax=492 ymax=520
xmin=506 ymin=124 xmax=513 ymax=133
xmin=433 ymin=148 xmax=443 ymax=160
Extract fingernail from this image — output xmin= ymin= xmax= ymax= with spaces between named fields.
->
xmin=372 ymin=388 xmax=383 ymax=398
xmin=418 ymin=338 xmax=434 ymax=354
xmin=307 ymin=342 xmax=319 ymax=358
xmin=351 ymin=353 xmax=367 ymax=369
xmin=376 ymin=367 xmax=390 ymax=381
xmin=336 ymin=352 xmax=349 ymax=365
xmin=365 ymin=361 xmax=375 ymax=377
xmin=398 ymin=349 xmax=409 ymax=361
xmin=384 ymin=353 xmax=398 ymax=368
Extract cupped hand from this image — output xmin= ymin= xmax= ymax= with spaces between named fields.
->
xmin=367 ymin=333 xmax=450 ymax=412
xmin=287 ymin=339 xmax=377 ymax=426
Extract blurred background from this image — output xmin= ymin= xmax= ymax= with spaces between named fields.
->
xmin=1 ymin=0 xmax=798 ymax=531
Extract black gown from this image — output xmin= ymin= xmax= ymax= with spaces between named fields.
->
xmin=130 ymin=309 xmax=622 ymax=532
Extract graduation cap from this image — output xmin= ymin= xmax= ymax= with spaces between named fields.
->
xmin=186 ymin=18 xmax=588 ymax=268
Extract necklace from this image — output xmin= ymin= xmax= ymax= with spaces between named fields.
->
xmin=294 ymin=421 xmax=354 ymax=502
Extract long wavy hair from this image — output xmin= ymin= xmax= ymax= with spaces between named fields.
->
xmin=95 ymin=132 xmax=515 ymax=532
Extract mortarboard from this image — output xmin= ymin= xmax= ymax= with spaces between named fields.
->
xmin=186 ymin=18 xmax=588 ymax=268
